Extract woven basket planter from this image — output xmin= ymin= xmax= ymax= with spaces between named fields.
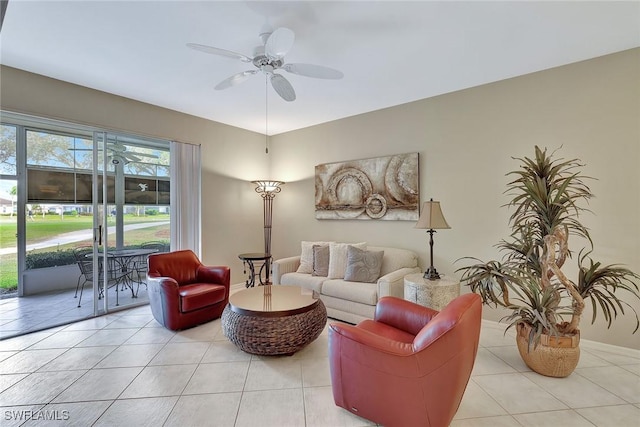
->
xmin=516 ymin=322 xmax=580 ymax=378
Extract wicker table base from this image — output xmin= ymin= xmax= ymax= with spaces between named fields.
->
xmin=222 ymin=297 xmax=327 ymax=356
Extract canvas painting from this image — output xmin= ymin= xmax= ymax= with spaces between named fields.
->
xmin=315 ymin=153 xmax=419 ymax=220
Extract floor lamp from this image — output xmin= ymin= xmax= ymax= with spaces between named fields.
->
xmin=252 ymin=180 xmax=284 ymax=284
xmin=415 ymin=198 xmax=450 ymax=280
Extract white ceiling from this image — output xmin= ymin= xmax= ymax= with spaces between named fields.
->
xmin=1 ymin=1 xmax=639 ymax=135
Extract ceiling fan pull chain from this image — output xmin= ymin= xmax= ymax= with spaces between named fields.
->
xmin=265 ymin=75 xmax=269 ymax=154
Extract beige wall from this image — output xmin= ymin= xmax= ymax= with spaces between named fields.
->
xmin=270 ymin=48 xmax=640 ymax=350
xmin=0 ymin=65 xmax=268 ymax=285
xmin=2 ymin=48 xmax=638 ymax=349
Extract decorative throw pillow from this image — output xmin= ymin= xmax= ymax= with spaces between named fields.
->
xmin=344 ymin=246 xmax=384 ymax=283
xmin=327 ymin=242 xmax=367 ymax=279
xmin=297 ymin=241 xmax=332 ymax=274
xmin=312 ymin=244 xmax=330 ymax=277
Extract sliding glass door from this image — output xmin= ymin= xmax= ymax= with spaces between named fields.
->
xmin=93 ymin=132 xmax=171 ymax=312
xmin=0 ymin=112 xmax=171 ymax=337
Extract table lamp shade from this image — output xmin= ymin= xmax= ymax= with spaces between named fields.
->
xmin=415 ymin=200 xmax=450 ymax=230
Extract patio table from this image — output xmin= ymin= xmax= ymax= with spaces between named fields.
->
xmin=87 ymin=248 xmax=158 ymax=305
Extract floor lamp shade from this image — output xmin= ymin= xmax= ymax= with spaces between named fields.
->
xmin=415 ymin=199 xmax=450 ymax=280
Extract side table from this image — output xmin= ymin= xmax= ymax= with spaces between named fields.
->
xmin=404 ymin=273 xmax=460 ymax=311
xmin=238 ymin=253 xmax=272 ymax=287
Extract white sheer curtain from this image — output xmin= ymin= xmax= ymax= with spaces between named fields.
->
xmin=170 ymin=141 xmax=202 ymax=257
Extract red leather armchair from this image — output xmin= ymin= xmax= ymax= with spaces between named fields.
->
xmin=329 ymin=293 xmax=482 ymax=427
xmin=147 ymin=250 xmax=230 ymax=331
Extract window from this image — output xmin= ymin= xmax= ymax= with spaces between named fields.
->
xmin=0 ymin=118 xmax=172 ymax=272
xmin=0 ymin=124 xmax=17 ymax=175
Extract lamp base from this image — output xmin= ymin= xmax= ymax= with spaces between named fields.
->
xmin=423 ymin=267 xmax=441 ymax=281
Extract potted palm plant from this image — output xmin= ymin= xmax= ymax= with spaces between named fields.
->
xmin=457 ymin=146 xmax=639 ymax=377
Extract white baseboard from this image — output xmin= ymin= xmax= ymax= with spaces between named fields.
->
xmin=231 ymin=283 xmax=246 ymax=291
xmin=481 ymin=319 xmax=640 ymax=359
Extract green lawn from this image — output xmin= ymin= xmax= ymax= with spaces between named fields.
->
xmin=0 ymin=253 xmax=17 ymax=289
xmin=0 ymin=213 xmax=170 ymax=247
xmin=0 ymin=214 xmax=170 ymax=290
xmin=0 ymin=217 xmax=18 ymax=247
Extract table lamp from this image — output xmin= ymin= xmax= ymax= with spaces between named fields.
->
xmin=415 ymin=198 xmax=450 ymax=280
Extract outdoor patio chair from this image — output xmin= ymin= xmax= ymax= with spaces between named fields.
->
xmin=73 ymin=247 xmax=130 ymax=307
xmin=132 ymin=241 xmax=169 ymax=294
xmin=73 ymin=247 xmax=101 ymax=308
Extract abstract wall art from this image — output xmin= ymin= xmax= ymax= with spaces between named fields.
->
xmin=315 ymin=153 xmax=419 ymax=220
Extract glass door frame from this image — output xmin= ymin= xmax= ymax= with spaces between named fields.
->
xmin=92 ymin=131 xmax=109 ymax=314
xmin=0 ymin=123 xmax=25 ymax=296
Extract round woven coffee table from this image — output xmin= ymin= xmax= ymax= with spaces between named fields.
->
xmin=222 ymin=285 xmax=327 ymax=356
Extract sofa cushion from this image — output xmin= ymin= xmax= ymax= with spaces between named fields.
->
xmin=344 ymin=246 xmax=384 ymax=283
xmin=297 ymin=241 xmax=332 ymax=274
xmin=322 ymin=279 xmax=378 ymax=306
xmin=179 ymin=283 xmax=227 ymax=313
xmin=369 ymin=246 xmax=419 ymax=276
xmin=327 ymin=242 xmax=367 ymax=279
xmin=312 ymin=244 xmax=330 ymax=277
xmin=281 ymin=272 xmax=326 ymax=293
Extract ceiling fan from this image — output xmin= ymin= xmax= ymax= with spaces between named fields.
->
xmin=187 ymin=24 xmax=344 ymax=102
xmin=107 ymin=142 xmax=158 ymax=165
xmin=70 ymin=142 xmax=159 ymax=165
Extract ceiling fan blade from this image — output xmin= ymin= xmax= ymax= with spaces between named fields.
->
xmin=109 ymin=142 xmax=127 ymax=152
xmin=125 ymin=154 xmax=142 ymax=163
xmin=265 ymin=27 xmax=295 ymax=60
xmin=215 ymin=70 xmax=259 ymax=90
xmin=186 ymin=43 xmax=252 ymax=63
xmin=282 ymin=63 xmax=344 ymax=80
xmin=270 ymin=73 xmax=296 ymax=102
xmin=127 ymin=151 xmax=158 ymax=159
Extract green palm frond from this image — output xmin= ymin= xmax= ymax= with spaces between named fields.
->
xmin=578 ymin=250 xmax=640 ymax=332
xmin=504 ymin=146 xmax=593 ymax=246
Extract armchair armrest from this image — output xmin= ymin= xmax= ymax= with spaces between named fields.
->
xmin=329 ymin=323 xmax=414 ymax=357
xmin=377 ymin=266 xmax=420 ymax=298
xmin=146 ymin=274 xmax=181 ymax=324
xmin=196 ymin=265 xmax=230 ymax=287
xmin=272 ymin=256 xmax=300 ymax=285
xmin=375 ymin=296 xmax=438 ymax=336
xmin=147 ymin=273 xmax=180 ymax=295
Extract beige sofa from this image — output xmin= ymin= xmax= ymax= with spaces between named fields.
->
xmin=272 ymin=245 xmax=420 ymax=324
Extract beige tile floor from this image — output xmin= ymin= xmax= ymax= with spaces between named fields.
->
xmin=0 ymin=304 xmax=639 ymax=426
